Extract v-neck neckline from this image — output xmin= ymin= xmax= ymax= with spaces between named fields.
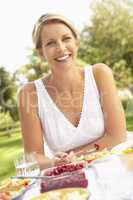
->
xmin=40 ymin=67 xmax=86 ymax=130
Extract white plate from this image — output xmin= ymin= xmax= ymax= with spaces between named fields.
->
xmin=12 ymin=180 xmax=35 ymax=200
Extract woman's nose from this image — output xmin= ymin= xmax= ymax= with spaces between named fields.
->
xmin=56 ymin=41 xmax=66 ymax=52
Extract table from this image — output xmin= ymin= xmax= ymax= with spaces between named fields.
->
xmin=23 ymin=153 xmax=133 ymax=200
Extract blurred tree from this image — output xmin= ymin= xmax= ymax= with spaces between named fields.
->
xmin=16 ymin=49 xmax=49 ymax=82
xmin=0 ymin=67 xmax=18 ymax=121
xmin=78 ymin=0 xmax=133 ymax=87
xmin=113 ymin=59 xmax=132 ymax=87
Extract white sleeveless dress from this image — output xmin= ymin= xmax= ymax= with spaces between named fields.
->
xmin=34 ymin=66 xmax=105 ymax=158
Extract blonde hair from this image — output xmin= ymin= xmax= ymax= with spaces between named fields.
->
xmin=32 ymin=13 xmax=79 ymax=49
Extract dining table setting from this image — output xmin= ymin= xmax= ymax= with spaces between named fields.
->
xmin=0 ymin=140 xmax=133 ymax=200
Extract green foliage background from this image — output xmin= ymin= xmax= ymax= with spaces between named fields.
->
xmin=78 ymin=0 xmax=133 ymax=88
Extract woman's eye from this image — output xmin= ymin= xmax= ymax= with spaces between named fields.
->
xmin=63 ymin=37 xmax=71 ymax=41
xmin=46 ymin=41 xmax=55 ymax=46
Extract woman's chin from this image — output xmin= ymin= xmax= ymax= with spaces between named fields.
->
xmin=54 ymin=61 xmax=73 ymax=69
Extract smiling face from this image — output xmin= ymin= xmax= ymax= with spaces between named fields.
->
xmin=38 ymin=22 xmax=79 ymax=70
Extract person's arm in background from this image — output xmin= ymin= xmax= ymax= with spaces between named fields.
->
xmin=71 ymin=63 xmax=126 ymax=155
xmin=18 ymin=83 xmax=65 ymax=169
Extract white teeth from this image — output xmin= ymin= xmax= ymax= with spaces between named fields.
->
xmin=56 ymin=55 xmax=69 ymax=61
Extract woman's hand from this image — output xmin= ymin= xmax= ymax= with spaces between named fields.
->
xmin=54 ymin=151 xmax=77 ymax=166
xmin=55 ymin=151 xmax=68 ymax=159
xmin=54 ymin=151 xmax=69 ymax=166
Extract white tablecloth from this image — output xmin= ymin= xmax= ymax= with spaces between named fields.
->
xmin=85 ymin=155 xmax=133 ymax=200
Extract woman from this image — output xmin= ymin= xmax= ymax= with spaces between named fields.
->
xmin=18 ymin=13 xmax=126 ymax=168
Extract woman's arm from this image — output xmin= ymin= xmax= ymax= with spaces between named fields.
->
xmin=18 ymin=83 xmax=77 ymax=167
xmin=72 ymin=63 xmax=126 ymax=155
xmin=18 ymin=83 xmax=57 ymax=169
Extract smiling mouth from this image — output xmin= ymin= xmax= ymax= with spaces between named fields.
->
xmin=55 ymin=54 xmax=71 ymax=62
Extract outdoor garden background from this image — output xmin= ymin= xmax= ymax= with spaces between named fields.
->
xmin=0 ymin=0 xmax=133 ymax=181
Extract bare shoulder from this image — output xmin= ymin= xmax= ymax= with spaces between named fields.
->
xmin=17 ymin=82 xmax=37 ymax=111
xmin=18 ymin=82 xmax=35 ymax=95
xmin=92 ymin=63 xmax=115 ymax=87
xmin=92 ymin=63 xmax=113 ymax=78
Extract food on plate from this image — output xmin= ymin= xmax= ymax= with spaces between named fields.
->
xmin=55 ymin=148 xmax=109 ymax=166
xmin=71 ymin=148 xmax=110 ymax=164
xmin=111 ymin=141 xmax=133 ymax=155
xmin=0 ymin=192 xmax=11 ymax=200
xmin=43 ymin=163 xmax=85 ymax=176
xmin=0 ymin=179 xmax=30 ymax=199
xmin=42 ymin=149 xmax=110 ymax=177
xmin=31 ymin=188 xmax=89 ymax=200
xmin=40 ymin=149 xmax=109 ymax=193
xmin=40 ymin=170 xmax=88 ymax=192
xmin=83 ymin=149 xmax=109 ymax=162
xmin=122 ymin=147 xmax=133 ymax=154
